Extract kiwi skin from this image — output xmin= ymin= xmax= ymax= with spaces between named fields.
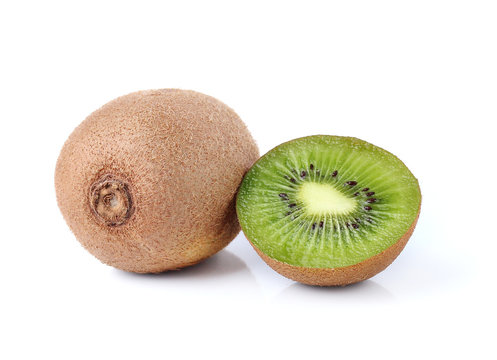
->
xmin=55 ymin=89 xmax=259 ymax=273
xmin=250 ymin=209 xmax=420 ymax=286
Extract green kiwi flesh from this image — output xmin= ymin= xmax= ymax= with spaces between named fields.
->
xmin=236 ymin=135 xmax=421 ymax=284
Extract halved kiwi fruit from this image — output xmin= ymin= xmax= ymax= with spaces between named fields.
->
xmin=236 ymin=135 xmax=421 ymax=286
xmin=55 ymin=89 xmax=259 ymax=273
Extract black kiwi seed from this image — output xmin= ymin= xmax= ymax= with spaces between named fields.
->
xmin=290 ymin=178 xmax=296 ymax=183
xmin=352 ymin=223 xmax=359 ymax=229
xmin=279 ymin=193 xmax=288 ymax=199
xmin=310 ymin=164 xmax=314 ymax=170
xmin=289 ymin=203 xmax=296 ymax=208
xmin=345 ymin=181 xmax=357 ymax=186
xmin=319 ymin=221 xmax=324 ymax=228
xmin=301 ymin=171 xmax=306 ymax=178
xmin=366 ymin=192 xmax=375 ymax=196
xmin=366 ymin=198 xmax=377 ymax=203
xmin=364 ymin=206 xmax=372 ymax=211
xmin=362 ymin=188 xmax=369 ymax=192
xmin=332 ymin=170 xmax=338 ymax=177
xmin=353 ymin=192 xmax=360 ymax=196
xmin=312 ymin=223 xmax=317 ymax=230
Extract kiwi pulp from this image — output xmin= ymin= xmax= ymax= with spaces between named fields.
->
xmin=236 ymin=135 xmax=421 ymax=286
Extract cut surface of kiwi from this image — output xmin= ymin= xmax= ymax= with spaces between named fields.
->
xmin=236 ymin=135 xmax=421 ymax=285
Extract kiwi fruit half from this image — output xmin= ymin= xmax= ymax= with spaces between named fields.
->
xmin=55 ymin=89 xmax=259 ymax=273
xmin=236 ymin=135 xmax=421 ymax=286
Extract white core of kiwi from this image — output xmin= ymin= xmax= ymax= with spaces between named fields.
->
xmin=297 ymin=182 xmax=357 ymax=216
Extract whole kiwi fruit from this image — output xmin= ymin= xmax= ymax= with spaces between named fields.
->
xmin=236 ymin=135 xmax=421 ymax=286
xmin=55 ymin=89 xmax=259 ymax=273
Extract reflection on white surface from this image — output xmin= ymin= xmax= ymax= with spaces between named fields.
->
xmin=277 ymin=279 xmax=395 ymax=303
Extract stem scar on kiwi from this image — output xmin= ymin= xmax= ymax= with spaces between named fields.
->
xmin=55 ymin=89 xmax=259 ymax=273
xmin=89 ymin=174 xmax=134 ymax=227
xmin=236 ymin=135 xmax=421 ymax=286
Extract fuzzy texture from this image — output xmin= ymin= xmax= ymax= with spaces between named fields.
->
xmin=55 ymin=89 xmax=259 ymax=273
xmin=250 ymin=209 xmax=420 ymax=286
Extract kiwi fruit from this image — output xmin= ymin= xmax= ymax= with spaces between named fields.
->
xmin=55 ymin=89 xmax=259 ymax=273
xmin=236 ymin=135 xmax=421 ymax=286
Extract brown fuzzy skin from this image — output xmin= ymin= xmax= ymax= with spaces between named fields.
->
xmin=250 ymin=208 xmax=420 ymax=286
xmin=55 ymin=89 xmax=259 ymax=273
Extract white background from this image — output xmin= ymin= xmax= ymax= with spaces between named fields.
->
xmin=1 ymin=1 xmax=496 ymax=359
